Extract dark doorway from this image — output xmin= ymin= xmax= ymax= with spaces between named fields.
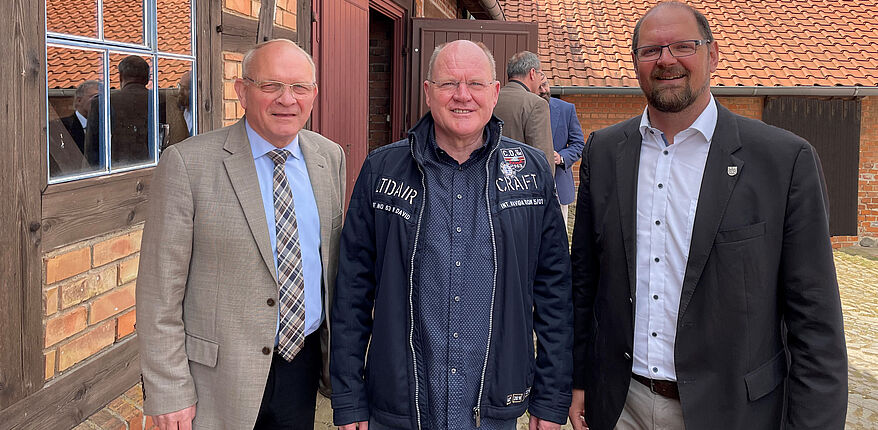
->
xmin=369 ymin=10 xmax=394 ymax=152
xmin=762 ymin=96 xmax=861 ymax=236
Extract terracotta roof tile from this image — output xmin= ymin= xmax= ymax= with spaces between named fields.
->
xmin=502 ymin=0 xmax=878 ymax=88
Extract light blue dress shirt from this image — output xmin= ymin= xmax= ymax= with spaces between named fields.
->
xmin=246 ymin=120 xmax=323 ymax=340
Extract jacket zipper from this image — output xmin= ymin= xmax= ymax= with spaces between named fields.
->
xmin=408 ymin=135 xmax=427 ymax=430
xmin=474 ymin=124 xmax=503 ymax=428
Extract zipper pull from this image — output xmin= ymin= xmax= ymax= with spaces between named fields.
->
xmin=473 ymin=407 xmax=481 ymax=427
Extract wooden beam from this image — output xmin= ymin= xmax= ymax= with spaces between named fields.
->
xmin=221 ymin=12 xmax=297 ymax=55
xmin=197 ymin=0 xmax=223 ymax=131
xmin=298 ymin=0 xmax=312 ymax=54
xmin=0 ymin=0 xmax=47 ymax=410
xmin=256 ymin=0 xmax=278 ymax=43
xmin=41 ymin=169 xmax=152 ymax=251
xmin=0 ymin=338 xmax=141 ymax=430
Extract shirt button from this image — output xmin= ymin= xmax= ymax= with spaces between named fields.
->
xmin=451 ymin=368 xmax=457 ymax=374
xmin=454 ymin=295 xmax=461 ymax=302
xmin=267 ymin=298 xmax=275 ymax=307
xmin=456 ymin=227 xmax=462 ymax=233
xmin=652 ymin=367 xmax=659 ymax=373
xmin=456 ymin=194 xmax=463 ymax=199
xmin=655 ymin=220 xmax=661 ymax=225
xmin=453 ymin=332 xmax=459 ymax=339
xmin=455 ymin=261 xmax=461 ymax=267
xmin=657 ymin=183 xmax=663 ymax=189
xmin=653 ymin=294 xmax=659 ymax=300
xmin=654 ymin=257 xmax=660 ymax=263
xmin=651 ymin=332 xmax=657 ymax=337
xmin=262 ymin=347 xmax=271 ymax=355
xmin=663 ymin=150 xmax=669 ymax=155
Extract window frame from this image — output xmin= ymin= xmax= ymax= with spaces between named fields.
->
xmin=45 ymin=0 xmax=198 ymax=184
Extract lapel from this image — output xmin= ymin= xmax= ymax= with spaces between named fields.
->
xmin=298 ymin=131 xmax=331 ymax=269
xmin=616 ymin=118 xmax=644 ymax=302
xmin=222 ymin=120 xmax=278 ymax=281
xmin=677 ymin=104 xmax=743 ymax=321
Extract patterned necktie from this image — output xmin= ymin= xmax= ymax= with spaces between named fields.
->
xmin=267 ymin=149 xmax=306 ymax=361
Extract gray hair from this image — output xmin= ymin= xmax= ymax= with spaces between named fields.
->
xmin=426 ymin=40 xmax=497 ymax=81
xmin=74 ymin=80 xmax=101 ymax=102
xmin=506 ymin=51 xmax=540 ymax=79
xmin=242 ymin=39 xmax=316 ymax=82
xmin=632 ymin=1 xmax=713 ymax=50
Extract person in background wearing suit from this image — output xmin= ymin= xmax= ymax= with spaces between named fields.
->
xmin=60 ymin=80 xmax=100 ymax=154
xmin=538 ymin=76 xmax=585 ymax=234
xmin=568 ymin=2 xmax=847 ymax=429
xmin=493 ymin=51 xmax=554 ymax=168
xmin=137 ymin=39 xmax=346 ymax=430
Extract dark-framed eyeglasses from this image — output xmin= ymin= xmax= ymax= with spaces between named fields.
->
xmin=243 ymin=77 xmax=317 ymax=96
xmin=428 ymin=79 xmax=495 ymax=93
xmin=633 ymin=39 xmax=711 ymax=62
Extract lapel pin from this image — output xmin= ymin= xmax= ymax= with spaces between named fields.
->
xmin=727 ymin=166 xmax=738 ymax=177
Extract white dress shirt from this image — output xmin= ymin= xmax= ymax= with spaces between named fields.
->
xmin=632 ymin=95 xmax=717 ymax=381
xmin=75 ymin=110 xmax=88 ymax=129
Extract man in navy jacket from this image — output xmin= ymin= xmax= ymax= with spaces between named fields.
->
xmin=539 ymin=77 xmax=585 ymax=233
xmin=331 ymin=40 xmax=572 ymax=430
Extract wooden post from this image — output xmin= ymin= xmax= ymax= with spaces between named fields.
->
xmin=256 ymin=0 xmax=278 ymax=42
xmin=0 ymin=0 xmax=47 ymax=410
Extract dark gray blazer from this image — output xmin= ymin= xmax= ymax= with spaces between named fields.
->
xmin=570 ymin=103 xmax=848 ymax=429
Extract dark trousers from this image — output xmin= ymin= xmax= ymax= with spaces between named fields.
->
xmin=254 ymin=332 xmax=321 ymax=430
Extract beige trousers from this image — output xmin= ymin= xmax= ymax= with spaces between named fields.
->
xmin=615 ymin=378 xmax=686 ymax=430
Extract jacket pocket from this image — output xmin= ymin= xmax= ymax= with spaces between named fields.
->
xmin=716 ymin=221 xmax=766 ymax=244
xmin=185 ymin=333 xmax=219 ymax=367
xmin=744 ymin=349 xmax=786 ymax=401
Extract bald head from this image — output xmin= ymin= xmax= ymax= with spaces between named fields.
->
xmin=426 ymin=40 xmax=497 ymax=82
xmin=242 ymin=39 xmax=316 ymax=82
xmin=632 ymin=1 xmax=713 ymax=50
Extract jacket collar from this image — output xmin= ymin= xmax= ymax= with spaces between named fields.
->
xmin=407 ymin=112 xmax=504 ymax=164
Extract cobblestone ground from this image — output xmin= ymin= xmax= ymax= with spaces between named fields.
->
xmin=315 ymin=246 xmax=878 ymax=429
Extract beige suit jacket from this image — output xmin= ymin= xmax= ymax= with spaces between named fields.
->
xmin=493 ymin=82 xmax=554 ymax=168
xmin=137 ymin=119 xmax=346 ymax=428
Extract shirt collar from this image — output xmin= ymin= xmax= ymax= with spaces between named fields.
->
xmin=245 ymin=119 xmax=303 ymax=161
xmin=75 ymin=111 xmax=88 ymax=128
xmin=638 ymin=94 xmax=718 ymax=143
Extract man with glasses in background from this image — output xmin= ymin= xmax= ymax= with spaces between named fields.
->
xmin=568 ymin=2 xmax=847 ymax=429
xmin=331 ymin=40 xmax=572 ymax=430
xmin=493 ymin=50 xmax=555 ymax=168
xmin=138 ymin=39 xmax=345 ymax=430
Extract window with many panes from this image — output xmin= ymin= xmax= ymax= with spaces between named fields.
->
xmin=46 ymin=0 xmax=196 ymax=183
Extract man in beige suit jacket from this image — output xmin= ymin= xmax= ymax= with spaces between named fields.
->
xmin=137 ymin=39 xmax=345 ymax=430
xmin=492 ymin=50 xmax=554 ymax=168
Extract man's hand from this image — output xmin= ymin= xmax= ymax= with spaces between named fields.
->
xmin=339 ymin=421 xmax=369 ymax=430
xmin=568 ymin=389 xmax=588 ymax=430
xmin=554 ymin=151 xmax=562 ymax=165
xmin=529 ymin=415 xmax=562 ymax=430
xmin=152 ymin=404 xmax=196 ymax=430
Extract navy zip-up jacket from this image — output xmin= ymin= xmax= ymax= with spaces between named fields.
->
xmin=330 ymin=113 xmax=573 ymax=429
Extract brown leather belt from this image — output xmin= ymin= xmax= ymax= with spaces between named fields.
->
xmin=631 ymin=373 xmax=680 ymax=400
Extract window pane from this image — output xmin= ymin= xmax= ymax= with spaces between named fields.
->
xmin=157 ymin=58 xmax=194 ymax=148
xmin=104 ymin=0 xmax=145 ymax=45
xmin=47 ymin=46 xmax=105 ymax=179
xmin=104 ymin=53 xmax=155 ymax=169
xmin=157 ymin=0 xmax=193 ymax=55
xmin=47 ymin=0 xmax=99 ymax=38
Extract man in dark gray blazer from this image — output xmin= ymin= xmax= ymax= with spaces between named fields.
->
xmin=493 ymin=51 xmax=554 ymax=168
xmin=568 ymin=2 xmax=847 ymax=429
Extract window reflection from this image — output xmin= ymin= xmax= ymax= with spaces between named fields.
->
xmin=47 ymin=46 xmax=104 ymax=179
xmin=157 ymin=0 xmax=193 ymax=55
xmin=85 ymin=54 xmax=155 ymax=169
xmin=47 ymin=0 xmax=98 ymax=38
xmin=157 ymin=58 xmax=194 ymax=149
xmin=103 ymin=0 xmax=145 ymax=45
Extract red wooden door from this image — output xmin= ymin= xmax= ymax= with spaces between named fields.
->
xmin=408 ymin=18 xmax=539 ymax=127
xmin=312 ymin=0 xmax=369 ymax=201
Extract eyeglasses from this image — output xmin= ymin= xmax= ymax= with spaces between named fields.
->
xmin=243 ymin=77 xmax=317 ymax=96
xmin=429 ymin=80 xmax=495 ymax=93
xmin=633 ymin=39 xmax=710 ymax=62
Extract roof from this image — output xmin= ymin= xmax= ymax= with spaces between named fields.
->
xmin=47 ymin=0 xmax=192 ymax=89
xmin=501 ymin=0 xmax=878 ymax=88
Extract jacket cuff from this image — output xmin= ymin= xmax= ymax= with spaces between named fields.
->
xmin=528 ymin=398 xmax=572 ymax=425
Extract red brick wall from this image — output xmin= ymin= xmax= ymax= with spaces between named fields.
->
xmin=225 ymin=0 xmax=297 ymax=31
xmin=562 ymin=94 xmax=876 ymax=247
xmin=369 ymin=14 xmax=393 ymax=152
